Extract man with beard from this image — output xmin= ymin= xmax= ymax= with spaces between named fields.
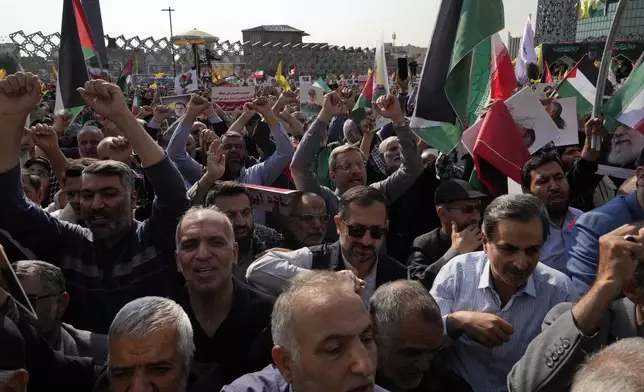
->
xmin=408 ymin=180 xmax=486 ymax=289
xmin=0 ymin=75 xmax=189 ymax=333
xmin=204 ymin=181 xmax=283 ymax=279
xmin=223 ymin=271 xmax=389 ymax=392
xmin=173 ymin=206 xmax=274 ymax=384
xmin=607 ymin=124 xmax=644 ymax=168
xmin=76 ymin=126 xmax=104 ymax=159
xmin=522 ymin=154 xmax=582 ymax=274
xmin=279 ymin=192 xmax=329 ymax=249
xmin=430 ymin=194 xmax=573 ymax=392
xmin=246 ymin=186 xmax=407 ymax=303
xmin=172 ymin=95 xmax=294 ymax=225
xmin=290 ymin=92 xmax=423 ymax=238
xmin=370 ymin=280 xmax=472 ymax=392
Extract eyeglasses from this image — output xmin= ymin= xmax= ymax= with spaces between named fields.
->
xmin=26 ymin=293 xmax=61 ymax=307
xmin=334 ymin=161 xmax=366 ymax=172
xmin=341 ymin=220 xmax=387 ymax=239
xmin=443 ymin=204 xmax=480 ymax=214
xmin=292 ymin=214 xmax=329 ymax=224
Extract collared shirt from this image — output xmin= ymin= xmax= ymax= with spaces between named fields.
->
xmin=341 ymin=252 xmax=378 ymax=305
xmin=430 ymin=251 xmax=573 ymax=392
xmin=567 ymin=191 xmax=644 ymax=297
xmin=539 ymin=207 xmax=583 ymax=275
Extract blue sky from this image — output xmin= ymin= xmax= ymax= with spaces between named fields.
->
xmin=0 ymin=0 xmax=538 ymax=47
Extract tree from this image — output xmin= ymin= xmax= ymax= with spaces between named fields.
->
xmin=0 ymin=54 xmax=19 ymax=74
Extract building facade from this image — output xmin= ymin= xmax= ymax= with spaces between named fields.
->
xmin=241 ymin=25 xmax=309 ymax=44
xmin=507 ymin=33 xmax=522 ymax=59
xmin=577 ymin=0 xmax=644 ymax=41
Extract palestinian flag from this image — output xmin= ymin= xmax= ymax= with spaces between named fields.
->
xmin=131 ymin=93 xmax=140 ymax=116
xmin=117 ymin=52 xmax=136 ymax=94
xmin=410 ymin=0 xmax=505 ymax=153
xmin=56 ymin=0 xmax=89 ymax=115
xmin=72 ymin=0 xmax=97 ymax=61
xmin=604 ymin=60 xmax=644 ymax=133
xmin=313 ymin=77 xmax=331 ymax=92
xmin=556 ymin=57 xmax=602 ymax=116
xmin=472 ymin=100 xmax=531 ymax=195
xmin=351 ymin=70 xmax=376 ymax=124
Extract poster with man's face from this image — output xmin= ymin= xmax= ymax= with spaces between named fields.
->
xmin=607 ymin=124 xmax=644 ymax=168
xmin=160 ymin=95 xmax=191 ymax=117
xmin=299 ymin=83 xmax=324 ymax=118
xmin=548 ymin=98 xmax=579 ymax=147
xmin=174 ymin=70 xmax=199 ymax=94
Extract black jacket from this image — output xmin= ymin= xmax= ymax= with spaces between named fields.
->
xmin=309 ymin=241 xmax=408 ymax=287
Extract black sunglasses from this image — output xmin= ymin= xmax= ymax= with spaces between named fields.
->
xmin=341 ymin=220 xmax=387 ymax=239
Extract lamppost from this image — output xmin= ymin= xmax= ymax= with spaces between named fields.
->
xmin=161 ymin=7 xmax=177 ymax=77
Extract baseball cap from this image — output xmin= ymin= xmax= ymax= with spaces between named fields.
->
xmin=434 ymin=179 xmax=487 ymax=206
xmin=0 ymin=316 xmax=26 ymax=370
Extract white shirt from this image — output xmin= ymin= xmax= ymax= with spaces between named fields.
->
xmin=246 ymin=246 xmax=378 ymax=304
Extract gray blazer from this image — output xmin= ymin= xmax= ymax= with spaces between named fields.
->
xmin=507 ymin=298 xmax=637 ymax=392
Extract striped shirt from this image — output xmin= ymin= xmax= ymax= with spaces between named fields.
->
xmin=430 ymin=251 xmax=573 ymax=392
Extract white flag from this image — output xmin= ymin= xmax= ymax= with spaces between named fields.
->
xmin=515 ymin=18 xmax=538 ymax=85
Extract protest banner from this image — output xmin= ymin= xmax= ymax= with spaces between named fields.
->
xmin=299 ymin=83 xmax=324 ymax=118
xmin=245 ymin=184 xmax=297 ymax=212
xmin=211 ymin=86 xmax=256 ymax=110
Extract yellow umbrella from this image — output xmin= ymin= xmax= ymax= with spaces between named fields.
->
xmin=171 ymin=28 xmax=219 ymax=46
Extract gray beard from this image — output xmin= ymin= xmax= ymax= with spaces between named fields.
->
xmin=608 ymin=142 xmax=642 ymax=166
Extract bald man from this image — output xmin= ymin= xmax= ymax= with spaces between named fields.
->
xmin=77 ymin=126 xmax=104 ymax=159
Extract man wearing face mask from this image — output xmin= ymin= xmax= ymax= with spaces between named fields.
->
xmin=430 ymin=194 xmax=573 ymax=392
xmin=247 ymin=186 xmax=407 ymax=304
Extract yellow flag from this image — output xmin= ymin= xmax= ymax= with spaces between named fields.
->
xmin=367 ymin=68 xmax=372 ymax=76
xmin=155 ymin=72 xmax=165 ymax=78
xmin=51 ymin=63 xmax=58 ymax=80
xmin=275 ymin=61 xmax=291 ymax=91
xmin=0 ymin=69 xmax=6 ymax=80
xmin=151 ymin=81 xmax=158 ymax=89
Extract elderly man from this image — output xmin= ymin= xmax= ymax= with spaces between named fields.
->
xmin=571 ymin=338 xmax=644 ymax=392
xmin=371 ymin=280 xmax=472 ymax=392
xmin=508 ymin=224 xmax=644 ymax=392
xmin=247 ymin=186 xmax=407 ymax=304
xmin=290 ymin=91 xmax=423 ymax=236
xmin=0 ymin=74 xmax=189 ymax=333
xmin=13 ymin=260 xmax=107 ymax=363
xmin=607 ymin=124 xmax=644 ymax=168
xmin=222 ymin=271 xmax=388 ymax=391
xmin=173 ymin=206 xmax=274 ymax=384
xmin=430 ymin=194 xmax=573 ymax=392
xmin=522 ymin=154 xmax=583 ymax=274
xmin=279 ymin=191 xmax=329 ymax=249
xmin=567 ymin=147 xmax=644 ymax=296
xmin=76 ymin=126 xmax=104 ymax=159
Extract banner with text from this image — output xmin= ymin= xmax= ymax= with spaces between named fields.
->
xmin=212 ymin=86 xmax=256 ymax=110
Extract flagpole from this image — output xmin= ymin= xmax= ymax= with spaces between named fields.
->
xmin=591 ymin=0 xmax=629 ymax=150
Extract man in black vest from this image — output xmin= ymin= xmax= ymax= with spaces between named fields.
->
xmin=246 ymin=186 xmax=407 ymax=304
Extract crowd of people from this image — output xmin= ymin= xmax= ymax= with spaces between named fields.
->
xmin=1 ymin=66 xmax=644 ymax=392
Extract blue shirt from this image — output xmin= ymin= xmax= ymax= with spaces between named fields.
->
xmin=430 ymin=251 xmax=574 ymax=392
xmin=222 ymin=365 xmax=390 ymax=392
xmin=567 ymin=191 xmax=644 ymax=297
xmin=539 ymin=207 xmax=583 ymax=275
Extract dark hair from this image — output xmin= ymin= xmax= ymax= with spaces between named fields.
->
xmin=638 ymin=147 xmax=644 ymax=168
xmin=338 ymin=186 xmax=388 ymax=219
xmin=63 ymin=159 xmax=96 ymax=184
xmin=82 ymin=160 xmax=136 ymax=193
xmin=21 ymin=170 xmax=41 ymax=190
xmin=204 ymin=181 xmax=250 ymax=207
xmin=521 ymin=153 xmax=564 ymax=188
xmin=482 ymin=194 xmax=550 ymax=244
xmin=24 ymin=157 xmax=52 ymax=173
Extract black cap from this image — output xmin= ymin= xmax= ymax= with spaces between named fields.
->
xmin=0 ymin=315 xmax=25 ymax=370
xmin=434 ymin=179 xmax=487 ymax=206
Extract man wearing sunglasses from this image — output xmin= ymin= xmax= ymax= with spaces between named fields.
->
xmin=246 ymin=186 xmax=407 ymax=303
xmin=408 ymin=179 xmax=487 ymax=289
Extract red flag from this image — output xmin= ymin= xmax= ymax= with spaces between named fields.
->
xmin=544 ymin=61 xmax=554 ymax=83
xmin=473 ymin=100 xmax=530 ymax=195
xmin=490 ymin=34 xmax=517 ymax=100
xmin=72 ymin=0 xmax=97 ymax=60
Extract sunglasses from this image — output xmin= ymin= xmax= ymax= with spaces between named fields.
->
xmin=341 ymin=220 xmax=387 ymax=239
xmin=444 ymin=205 xmax=479 ymax=214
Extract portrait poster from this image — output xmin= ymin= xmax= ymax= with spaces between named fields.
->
xmin=299 ymin=83 xmax=324 ymax=118
xmin=549 ymin=98 xmax=579 ymax=147
xmin=160 ymin=94 xmax=191 ymax=117
xmin=211 ymin=86 xmax=256 ymax=110
xmin=299 ymin=75 xmax=312 ymax=84
xmin=174 ymin=70 xmax=199 ymax=94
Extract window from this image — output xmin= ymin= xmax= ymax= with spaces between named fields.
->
xmin=251 ymin=34 xmax=261 ymax=43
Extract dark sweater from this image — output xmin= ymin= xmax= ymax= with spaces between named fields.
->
xmin=0 ymin=156 xmax=189 ymax=333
